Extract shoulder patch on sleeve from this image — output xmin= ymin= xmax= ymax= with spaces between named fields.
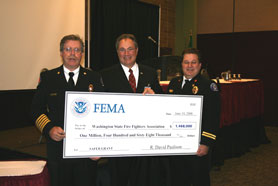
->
xmin=210 ymin=83 xmax=219 ymax=92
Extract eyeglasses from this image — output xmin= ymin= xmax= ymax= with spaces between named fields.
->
xmin=118 ymin=47 xmax=136 ymax=53
xmin=63 ymin=47 xmax=82 ymax=54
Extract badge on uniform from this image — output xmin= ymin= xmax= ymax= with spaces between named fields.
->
xmin=210 ymin=83 xmax=219 ymax=91
xmin=50 ymin=92 xmax=57 ymax=96
xmin=192 ymin=86 xmax=198 ymax=94
xmin=169 ymin=89 xmax=174 ymax=93
xmin=88 ymin=84 xmax=94 ymax=92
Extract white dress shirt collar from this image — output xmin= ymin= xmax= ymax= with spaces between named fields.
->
xmin=181 ymin=76 xmax=192 ymax=88
xmin=63 ymin=66 xmax=80 ymax=85
xmin=121 ymin=63 xmax=139 ymax=87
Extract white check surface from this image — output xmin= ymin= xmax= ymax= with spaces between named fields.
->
xmin=63 ymin=92 xmax=203 ymax=158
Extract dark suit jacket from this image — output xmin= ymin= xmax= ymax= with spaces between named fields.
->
xmin=31 ymin=65 xmax=104 ymax=160
xmin=100 ymin=63 xmax=166 ymax=186
xmin=101 ymin=63 xmax=163 ymax=94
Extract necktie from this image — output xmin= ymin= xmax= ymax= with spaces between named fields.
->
xmin=182 ymin=79 xmax=190 ymax=91
xmin=68 ymin=72 xmax=75 ymax=89
xmin=129 ymin=69 xmax=136 ymax=93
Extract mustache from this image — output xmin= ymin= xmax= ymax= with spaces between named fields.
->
xmin=67 ymin=56 xmax=77 ymax=60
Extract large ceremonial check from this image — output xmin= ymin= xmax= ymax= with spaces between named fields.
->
xmin=63 ymin=92 xmax=203 ymax=158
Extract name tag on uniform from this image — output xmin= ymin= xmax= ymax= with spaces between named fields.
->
xmin=49 ymin=93 xmax=57 ymax=96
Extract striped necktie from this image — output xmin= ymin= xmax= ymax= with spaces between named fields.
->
xmin=129 ymin=69 xmax=136 ymax=93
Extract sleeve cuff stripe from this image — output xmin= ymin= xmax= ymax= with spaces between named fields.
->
xmin=36 ymin=114 xmax=45 ymax=123
xmin=39 ymin=121 xmax=49 ymax=132
xmin=36 ymin=117 xmax=50 ymax=127
xmin=36 ymin=119 xmax=50 ymax=132
xmin=37 ymin=117 xmax=47 ymax=126
xmin=37 ymin=117 xmax=49 ymax=128
xmin=202 ymin=133 xmax=216 ymax=140
xmin=35 ymin=114 xmax=50 ymax=132
xmin=36 ymin=114 xmax=48 ymax=124
xmin=202 ymin=131 xmax=216 ymax=138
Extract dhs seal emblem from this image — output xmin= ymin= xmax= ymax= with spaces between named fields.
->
xmin=71 ymin=98 xmax=91 ymax=117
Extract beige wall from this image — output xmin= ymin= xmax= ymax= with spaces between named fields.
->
xmin=0 ymin=0 xmax=85 ymax=90
xmin=198 ymin=0 xmax=234 ymax=34
xmin=198 ymin=0 xmax=278 ymax=34
xmin=235 ymin=0 xmax=278 ymax=32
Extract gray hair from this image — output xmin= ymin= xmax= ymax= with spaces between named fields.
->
xmin=115 ymin=34 xmax=138 ymax=50
xmin=60 ymin=34 xmax=84 ymax=52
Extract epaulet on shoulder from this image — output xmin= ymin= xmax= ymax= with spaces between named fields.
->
xmin=85 ymin=67 xmax=93 ymax=71
xmin=168 ymin=76 xmax=181 ymax=84
xmin=49 ymin=67 xmax=61 ymax=74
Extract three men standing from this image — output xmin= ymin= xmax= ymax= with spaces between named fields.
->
xmin=31 ymin=34 xmax=219 ymax=186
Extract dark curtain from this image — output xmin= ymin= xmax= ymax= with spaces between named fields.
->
xmin=0 ymin=90 xmax=35 ymax=130
xmin=90 ymin=0 xmax=159 ymax=71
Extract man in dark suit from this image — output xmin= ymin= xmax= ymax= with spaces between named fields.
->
xmin=167 ymin=48 xmax=220 ymax=186
xmin=101 ymin=34 xmax=162 ymax=94
xmin=31 ymin=34 xmax=104 ymax=186
xmin=101 ymin=34 xmax=164 ymax=186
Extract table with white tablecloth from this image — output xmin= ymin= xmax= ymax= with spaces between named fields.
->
xmin=0 ymin=160 xmax=50 ymax=186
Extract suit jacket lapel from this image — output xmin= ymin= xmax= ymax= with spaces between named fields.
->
xmin=178 ymin=76 xmax=183 ymax=90
xmin=75 ymin=66 xmax=85 ymax=89
xmin=173 ymin=76 xmax=184 ymax=94
xmin=137 ymin=65 xmax=146 ymax=92
xmin=56 ymin=65 xmax=68 ymax=88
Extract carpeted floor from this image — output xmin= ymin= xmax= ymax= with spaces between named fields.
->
xmin=0 ymin=126 xmax=277 ymax=186
xmin=0 ymin=126 xmax=46 ymax=159
xmin=210 ymin=126 xmax=278 ymax=186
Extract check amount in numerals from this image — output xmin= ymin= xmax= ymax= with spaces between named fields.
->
xmin=175 ymin=124 xmax=193 ymax=128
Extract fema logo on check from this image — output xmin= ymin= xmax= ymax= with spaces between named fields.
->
xmin=71 ymin=98 xmax=91 ymax=117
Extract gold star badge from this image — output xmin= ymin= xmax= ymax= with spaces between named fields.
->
xmin=192 ymin=86 xmax=198 ymax=94
xmin=88 ymin=84 xmax=94 ymax=92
